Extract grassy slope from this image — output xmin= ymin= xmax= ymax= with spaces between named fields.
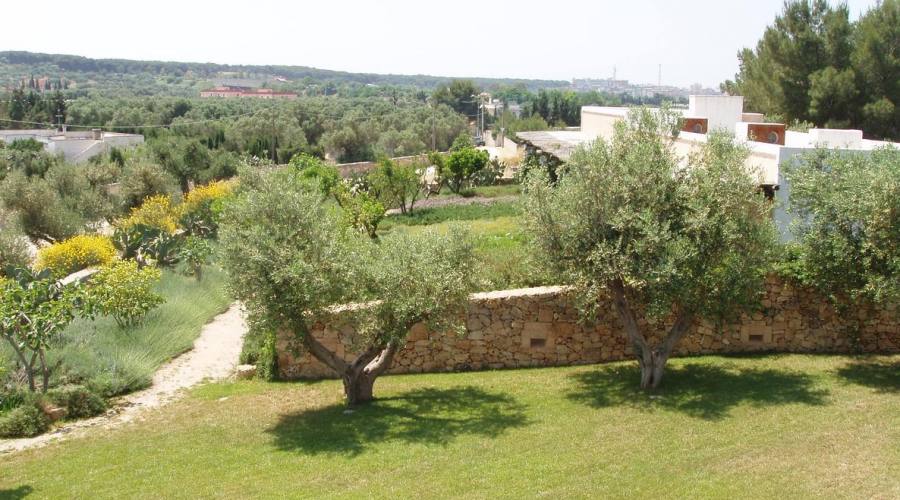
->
xmin=1 ymin=354 xmax=897 ymax=498
xmin=2 ymin=266 xmax=232 ymax=399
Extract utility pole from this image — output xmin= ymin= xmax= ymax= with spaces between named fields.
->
xmin=480 ymin=95 xmax=485 ymax=141
xmin=428 ymin=97 xmax=436 ymax=150
xmin=270 ymin=107 xmax=276 ymax=163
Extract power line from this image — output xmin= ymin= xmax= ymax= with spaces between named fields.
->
xmin=0 ymin=111 xmax=258 ymax=130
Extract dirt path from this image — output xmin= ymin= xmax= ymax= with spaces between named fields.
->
xmin=0 ymin=303 xmax=247 ymax=454
xmin=386 ymin=194 xmax=517 ymax=215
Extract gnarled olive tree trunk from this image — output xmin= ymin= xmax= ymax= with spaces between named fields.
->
xmin=609 ymin=280 xmax=694 ymax=390
xmin=302 ymin=333 xmax=400 ymax=406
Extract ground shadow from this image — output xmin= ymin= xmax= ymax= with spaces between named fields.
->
xmin=268 ymin=386 xmax=530 ymax=455
xmin=0 ymin=485 xmax=33 ymax=500
xmin=566 ymin=362 xmax=829 ymax=420
xmin=837 ymin=360 xmax=900 ymax=393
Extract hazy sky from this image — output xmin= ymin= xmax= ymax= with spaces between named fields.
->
xmin=0 ymin=0 xmax=882 ymax=88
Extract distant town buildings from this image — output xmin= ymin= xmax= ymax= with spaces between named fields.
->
xmin=200 ymin=86 xmax=297 ymax=99
xmin=571 ymin=78 xmax=719 ymax=100
xmin=483 ymin=99 xmax=523 ymax=118
xmin=0 ymin=129 xmax=144 ymax=163
xmin=515 ymin=95 xmax=898 ymax=240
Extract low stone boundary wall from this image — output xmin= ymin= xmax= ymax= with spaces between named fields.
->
xmin=276 ymin=278 xmax=899 ymax=379
xmin=334 ymin=152 xmax=447 ymax=178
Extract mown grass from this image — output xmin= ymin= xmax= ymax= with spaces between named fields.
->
xmin=1 ymin=354 xmax=897 ymax=498
xmin=2 ymin=266 xmax=232 ymax=399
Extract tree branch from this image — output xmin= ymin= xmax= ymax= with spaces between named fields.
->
xmin=608 ymin=278 xmax=649 ymax=354
xmin=365 ymin=340 xmax=400 ymax=378
xmin=302 ymin=330 xmax=350 ymax=374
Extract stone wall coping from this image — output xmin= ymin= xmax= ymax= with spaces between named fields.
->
xmin=471 ymin=285 xmax=569 ymax=300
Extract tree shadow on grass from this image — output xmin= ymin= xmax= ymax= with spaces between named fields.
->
xmin=836 ymin=360 xmax=900 ymax=393
xmin=0 ymin=485 xmax=33 ymax=500
xmin=567 ymin=362 xmax=829 ymax=420
xmin=267 ymin=386 xmax=530 ymax=455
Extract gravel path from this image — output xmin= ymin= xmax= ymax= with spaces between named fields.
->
xmin=0 ymin=303 xmax=247 ymax=454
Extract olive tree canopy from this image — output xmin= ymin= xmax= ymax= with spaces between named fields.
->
xmin=523 ymin=108 xmax=777 ymax=389
xmin=220 ymin=169 xmax=477 ymax=404
xmin=783 ymin=146 xmax=899 ymax=306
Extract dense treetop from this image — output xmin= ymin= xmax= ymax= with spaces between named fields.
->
xmin=723 ymin=0 xmax=898 ymax=139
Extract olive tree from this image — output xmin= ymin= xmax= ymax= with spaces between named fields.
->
xmin=368 ymin=158 xmax=424 ymax=214
xmin=220 ymin=170 xmax=476 ymax=405
xmin=783 ymin=147 xmax=899 ymax=305
xmin=0 ymin=271 xmax=79 ymax=392
xmin=523 ymin=109 xmax=776 ymax=389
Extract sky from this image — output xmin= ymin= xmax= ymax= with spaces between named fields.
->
xmin=0 ymin=0 xmax=882 ymax=88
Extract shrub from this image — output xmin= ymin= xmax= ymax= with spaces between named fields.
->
xmin=83 ymin=260 xmax=164 ymax=328
xmin=178 ymin=236 xmax=212 ymax=280
xmin=783 ymin=147 xmax=900 ymax=305
xmin=117 ymin=194 xmax=179 ymax=234
xmin=83 ymin=161 xmax=122 ymax=188
xmin=443 ymin=147 xmax=490 ymax=193
xmin=290 ymin=154 xmax=342 ymax=202
xmin=0 ymin=388 xmax=25 ymax=414
xmin=368 ymin=159 xmax=423 ymax=214
xmin=0 ymin=172 xmax=84 ymax=242
xmin=46 ymin=385 xmax=107 ymax=419
xmin=119 ymin=162 xmax=180 ymax=210
xmin=0 ymin=212 xmax=31 ymax=276
xmin=340 ymin=190 xmax=385 ymax=239
xmin=112 ymin=224 xmax=183 ymax=267
xmin=239 ymin=326 xmax=278 ymax=381
xmin=180 ymin=180 xmax=236 ymax=237
xmin=0 ymin=402 xmax=50 ymax=438
xmin=34 ymin=234 xmax=117 ymax=277
xmin=472 ymin=158 xmax=505 ymax=186
xmin=47 ymin=163 xmax=117 ymax=222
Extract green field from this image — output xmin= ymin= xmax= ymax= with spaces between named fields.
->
xmin=1 ymin=354 xmax=897 ymax=498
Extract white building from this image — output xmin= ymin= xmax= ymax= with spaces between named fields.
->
xmin=0 ymin=129 xmax=144 ymax=163
xmin=516 ymin=95 xmax=898 ymax=240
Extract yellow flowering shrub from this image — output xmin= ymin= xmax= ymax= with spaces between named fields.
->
xmin=180 ymin=180 xmax=237 ymax=237
xmin=117 ymin=195 xmax=179 ymax=234
xmin=182 ymin=180 xmax=236 ymax=216
xmin=35 ymin=234 xmax=117 ymax=277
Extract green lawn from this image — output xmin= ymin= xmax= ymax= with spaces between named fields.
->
xmin=2 ymin=265 xmax=232 ymax=400
xmin=2 ymin=354 xmax=898 ymax=498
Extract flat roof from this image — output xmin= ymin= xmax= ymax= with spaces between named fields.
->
xmin=515 ymin=130 xmax=595 ymax=161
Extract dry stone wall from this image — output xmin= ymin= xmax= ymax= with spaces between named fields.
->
xmin=277 ymin=277 xmax=899 ymax=379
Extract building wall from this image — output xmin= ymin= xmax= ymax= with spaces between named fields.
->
xmin=580 ymin=109 xmax=623 ymax=139
xmin=277 ymin=278 xmax=899 ymax=379
xmin=334 ymin=153 xmax=444 ymax=178
xmin=688 ymin=95 xmax=744 ymax=132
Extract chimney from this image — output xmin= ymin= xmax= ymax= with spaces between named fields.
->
xmin=92 ymin=128 xmax=102 ymax=140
